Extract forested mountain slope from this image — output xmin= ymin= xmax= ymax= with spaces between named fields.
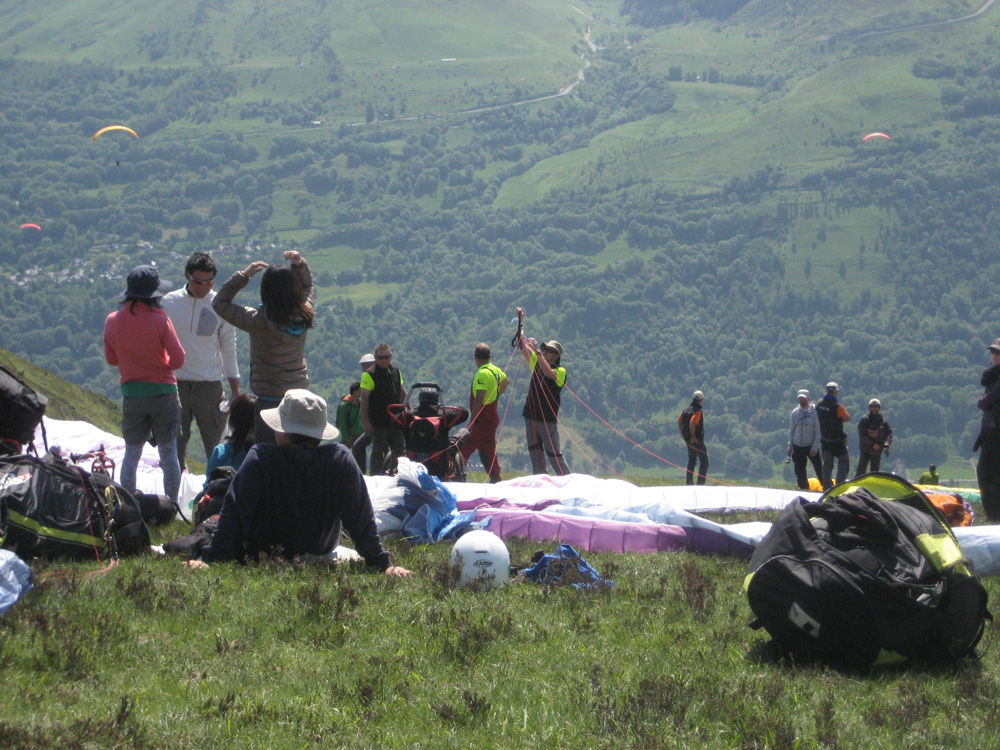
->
xmin=0 ymin=0 xmax=997 ymax=480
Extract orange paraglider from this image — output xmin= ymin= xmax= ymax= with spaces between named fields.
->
xmin=862 ymin=132 xmax=890 ymax=142
xmin=20 ymin=223 xmax=41 ymax=231
xmin=93 ymin=125 xmax=139 ymax=142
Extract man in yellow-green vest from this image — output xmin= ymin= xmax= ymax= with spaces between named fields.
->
xmin=458 ymin=343 xmax=508 ymax=482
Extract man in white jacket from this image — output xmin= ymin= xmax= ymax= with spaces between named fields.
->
xmin=163 ymin=252 xmax=240 ymax=469
xmin=787 ymin=389 xmax=822 ymax=491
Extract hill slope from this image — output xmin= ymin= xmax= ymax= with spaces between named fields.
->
xmin=1 ymin=0 xmax=999 ymax=481
xmin=0 ymin=347 xmax=121 ymax=437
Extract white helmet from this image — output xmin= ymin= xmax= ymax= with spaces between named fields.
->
xmin=450 ymin=530 xmax=510 ymax=589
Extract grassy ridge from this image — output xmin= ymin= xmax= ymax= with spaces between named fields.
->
xmin=0 ymin=347 xmax=121 ymax=437
xmin=0 ymin=532 xmax=997 ymax=748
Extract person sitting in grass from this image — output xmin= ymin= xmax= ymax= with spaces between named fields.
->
xmin=187 ymin=389 xmax=410 ymax=576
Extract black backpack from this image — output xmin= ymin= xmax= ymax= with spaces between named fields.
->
xmin=0 ymin=363 xmax=48 ymax=455
xmin=0 ymin=454 xmax=150 ymax=561
xmin=191 ymin=465 xmax=236 ymax=526
xmin=745 ymin=473 xmax=991 ymax=669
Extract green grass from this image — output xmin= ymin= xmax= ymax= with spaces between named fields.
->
xmin=1 ymin=529 xmax=998 ymax=748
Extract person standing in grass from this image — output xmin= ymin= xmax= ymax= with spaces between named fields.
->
xmin=189 ymin=389 xmax=410 ymax=576
xmin=678 ymin=390 xmax=709 ymax=485
xmin=162 ymin=251 xmax=240 ymax=472
xmin=855 ymin=398 xmax=892 ymax=477
xmin=787 ymin=389 xmax=823 ymax=491
xmin=212 ymin=250 xmax=313 ymax=445
xmin=360 ymin=343 xmax=406 ymax=475
xmin=104 ymin=265 xmax=185 ymax=503
xmin=458 ymin=343 xmax=508 ymax=483
xmin=517 ymin=310 xmax=571 ymax=476
xmin=816 ymin=381 xmax=851 ymax=490
xmin=975 ymin=338 xmax=1000 ymax=522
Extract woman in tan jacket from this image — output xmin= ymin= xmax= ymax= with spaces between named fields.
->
xmin=213 ymin=250 xmax=314 ymax=444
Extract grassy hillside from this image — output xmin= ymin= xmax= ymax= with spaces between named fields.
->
xmin=1 ymin=531 xmax=998 ymax=748
xmin=0 ymin=347 xmax=121 ymax=436
xmin=2 ymin=0 xmax=999 ymax=481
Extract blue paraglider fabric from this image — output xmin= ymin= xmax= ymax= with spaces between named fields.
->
xmin=0 ymin=549 xmax=33 ymax=614
xmin=392 ymin=463 xmax=484 ymax=543
xmin=523 ymin=544 xmax=613 ymax=589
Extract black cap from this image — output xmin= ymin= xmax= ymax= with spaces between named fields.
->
xmin=123 ymin=265 xmax=171 ymax=299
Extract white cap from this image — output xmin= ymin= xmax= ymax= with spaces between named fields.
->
xmin=869 ymin=398 xmax=881 ymax=407
xmin=826 ymin=382 xmax=839 ymax=391
xmin=692 ymin=390 xmax=704 ymax=401
xmin=797 ymin=389 xmax=810 ymax=399
xmin=260 ymin=389 xmax=339 ymax=441
xmin=359 ymin=353 xmax=376 ymax=365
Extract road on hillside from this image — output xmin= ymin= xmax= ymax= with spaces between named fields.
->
xmin=813 ymin=0 xmax=997 ymax=40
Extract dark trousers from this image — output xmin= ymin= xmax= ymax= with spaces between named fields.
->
xmin=821 ymin=440 xmax=850 ymax=490
xmin=686 ymin=441 xmax=709 ymax=485
xmin=351 ymin=432 xmax=371 ymax=474
xmin=370 ymin=426 xmax=406 ymax=475
xmin=791 ymin=445 xmax=823 ymax=490
xmin=855 ymin=451 xmax=883 ymax=477
xmin=977 ymin=434 xmax=1000 ymax=522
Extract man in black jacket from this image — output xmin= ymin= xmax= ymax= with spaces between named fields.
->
xmin=976 ymin=338 xmax=1000 ymax=522
xmin=189 ymin=389 xmax=410 ymax=576
xmin=855 ymin=398 xmax=893 ymax=477
xmin=360 ymin=343 xmax=406 ymax=475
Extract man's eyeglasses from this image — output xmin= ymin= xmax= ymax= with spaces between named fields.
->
xmin=188 ymin=275 xmax=215 ymax=286
xmin=376 ymin=354 xmax=392 ymax=361
xmin=541 ymin=346 xmax=556 ymax=354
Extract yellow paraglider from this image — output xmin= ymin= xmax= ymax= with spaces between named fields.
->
xmin=93 ymin=125 xmax=138 ymax=142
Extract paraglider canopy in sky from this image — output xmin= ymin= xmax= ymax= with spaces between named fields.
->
xmin=93 ymin=125 xmax=138 ymax=142
xmin=20 ymin=223 xmax=41 ymax=231
xmin=862 ymin=132 xmax=890 ymax=142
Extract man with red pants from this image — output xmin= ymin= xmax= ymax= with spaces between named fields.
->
xmin=458 ymin=343 xmax=508 ymax=483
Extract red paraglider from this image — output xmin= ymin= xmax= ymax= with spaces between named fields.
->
xmin=862 ymin=132 xmax=890 ymax=142
xmin=20 ymin=223 xmax=41 ymax=231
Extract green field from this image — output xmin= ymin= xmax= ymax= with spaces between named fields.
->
xmin=1 ymin=527 xmax=997 ymax=748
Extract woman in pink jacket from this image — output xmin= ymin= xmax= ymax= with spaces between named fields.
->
xmin=104 ymin=265 xmax=186 ymax=502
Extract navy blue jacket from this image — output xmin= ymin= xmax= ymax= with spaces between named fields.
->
xmin=200 ymin=442 xmax=390 ymax=569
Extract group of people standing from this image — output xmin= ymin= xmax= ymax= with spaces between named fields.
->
xmin=102 ymin=252 xmax=576 ymax=566
xmin=786 ymin=383 xmax=893 ymax=491
xmin=333 ymin=310 xmax=572 ymax=483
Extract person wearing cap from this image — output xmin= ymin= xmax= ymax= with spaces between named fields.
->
xmin=816 ymin=381 xmax=851 ymax=490
xmin=917 ymin=464 xmax=940 ymax=486
xmin=678 ymin=390 xmax=709 ymax=485
xmin=517 ymin=314 xmax=570 ymax=476
xmin=361 ymin=343 xmax=406 ymax=475
xmin=855 ymin=398 xmax=893 ymax=477
xmin=787 ymin=389 xmax=823 ymax=490
xmin=458 ymin=343 xmax=509 ymax=483
xmin=189 ymin=389 xmax=410 ymax=575
xmin=104 ymin=265 xmax=186 ymax=503
xmin=974 ymin=338 xmax=1000 ymax=521
xmin=162 ymin=252 xmax=240 ymax=472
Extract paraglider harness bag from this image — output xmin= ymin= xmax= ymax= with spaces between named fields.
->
xmin=744 ymin=473 xmax=991 ymax=669
xmin=0 ymin=453 xmax=149 ymax=561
